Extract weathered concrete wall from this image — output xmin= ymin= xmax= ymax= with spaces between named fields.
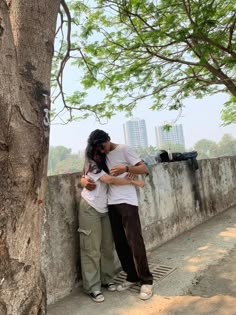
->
xmin=41 ymin=173 xmax=82 ymax=305
xmin=138 ymin=157 xmax=236 ymax=250
xmin=41 ymin=156 xmax=236 ymax=304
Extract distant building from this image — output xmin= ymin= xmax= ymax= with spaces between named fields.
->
xmin=155 ymin=124 xmax=185 ymax=149
xmin=123 ymin=118 xmax=148 ymax=149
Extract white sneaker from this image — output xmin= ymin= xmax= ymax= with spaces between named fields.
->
xmin=117 ymin=280 xmax=137 ymax=292
xmin=139 ymin=284 xmax=154 ymax=300
xmin=102 ymin=282 xmax=117 ymax=292
xmin=89 ymin=291 xmax=105 ymax=303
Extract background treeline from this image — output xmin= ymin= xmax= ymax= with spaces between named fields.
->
xmin=48 ymin=146 xmax=85 ymax=176
xmin=48 ymin=134 xmax=236 ymax=175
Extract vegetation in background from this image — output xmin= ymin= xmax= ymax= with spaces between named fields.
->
xmin=194 ymin=133 xmax=236 ymax=159
xmin=49 ymin=133 xmax=236 ymax=175
xmin=48 ymin=146 xmax=85 ymax=175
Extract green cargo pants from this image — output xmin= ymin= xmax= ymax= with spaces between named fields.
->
xmin=78 ymin=198 xmax=115 ymax=293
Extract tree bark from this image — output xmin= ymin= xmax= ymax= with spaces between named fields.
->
xmin=0 ymin=0 xmax=60 ymax=314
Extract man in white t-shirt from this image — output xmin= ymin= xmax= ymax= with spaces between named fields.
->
xmin=81 ymin=129 xmax=154 ymax=300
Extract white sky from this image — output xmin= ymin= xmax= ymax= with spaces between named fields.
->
xmin=49 ymin=92 xmax=236 ymax=152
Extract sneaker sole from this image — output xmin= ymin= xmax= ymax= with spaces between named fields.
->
xmin=139 ymin=283 xmax=154 ymax=300
xmin=117 ymin=283 xmax=138 ymax=292
xmin=139 ymin=292 xmax=153 ymax=300
xmin=89 ymin=292 xmax=105 ymax=303
xmin=91 ymin=297 xmax=105 ymax=303
xmin=102 ymin=284 xmax=117 ymax=292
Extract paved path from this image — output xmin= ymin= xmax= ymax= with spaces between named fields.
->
xmin=48 ymin=206 xmax=236 ymax=315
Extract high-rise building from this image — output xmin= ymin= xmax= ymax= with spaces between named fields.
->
xmin=155 ymin=124 xmax=185 ymax=149
xmin=123 ymin=118 xmax=148 ymax=149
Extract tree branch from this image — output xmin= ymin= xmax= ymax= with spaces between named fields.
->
xmin=228 ymin=13 xmax=236 ymax=51
xmin=191 ymin=33 xmax=236 ymax=59
xmin=53 ymin=0 xmax=96 ymax=117
xmin=182 ymin=0 xmax=195 ymax=25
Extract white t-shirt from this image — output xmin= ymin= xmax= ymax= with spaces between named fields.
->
xmin=81 ymin=169 xmax=108 ymax=213
xmin=106 ymin=144 xmax=141 ymax=206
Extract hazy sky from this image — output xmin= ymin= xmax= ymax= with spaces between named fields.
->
xmin=50 ymin=91 xmax=236 ymax=152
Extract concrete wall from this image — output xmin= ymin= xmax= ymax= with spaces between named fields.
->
xmin=41 ymin=156 xmax=236 ymax=304
xmin=41 ymin=173 xmax=82 ymax=304
xmin=138 ymin=157 xmax=236 ymax=249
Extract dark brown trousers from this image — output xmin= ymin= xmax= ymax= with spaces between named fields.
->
xmin=108 ymin=203 xmax=153 ymax=285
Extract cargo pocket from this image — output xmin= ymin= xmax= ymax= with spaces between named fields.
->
xmin=78 ymin=228 xmax=92 ymax=251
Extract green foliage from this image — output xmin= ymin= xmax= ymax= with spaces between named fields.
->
xmin=194 ymin=139 xmax=219 ymax=158
xmin=56 ymin=0 xmax=236 ymax=124
xmin=221 ymin=97 xmax=236 ymax=126
xmin=160 ymin=143 xmax=186 ymax=153
xmin=194 ymin=134 xmax=236 ymax=159
xmin=136 ymin=145 xmax=158 ymax=156
xmin=48 ymin=146 xmax=84 ymax=175
xmin=53 ymin=155 xmax=84 ymax=175
xmin=48 ymin=146 xmax=72 ymax=174
xmin=217 ymin=133 xmax=236 ymax=156
xmin=162 ymin=124 xmax=173 ymax=132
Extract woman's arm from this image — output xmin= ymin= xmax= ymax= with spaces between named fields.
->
xmin=99 ymin=174 xmax=144 ymax=188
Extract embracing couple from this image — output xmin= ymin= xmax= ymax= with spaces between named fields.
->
xmin=79 ymin=129 xmax=154 ymax=303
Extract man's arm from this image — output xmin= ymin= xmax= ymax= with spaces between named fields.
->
xmin=80 ymin=176 xmax=96 ymax=191
xmin=110 ymin=161 xmax=148 ymax=176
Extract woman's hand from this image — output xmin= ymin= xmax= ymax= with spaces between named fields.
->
xmin=126 ymin=172 xmax=135 ymax=180
xmin=80 ymin=177 xmax=96 ymax=191
xmin=132 ymin=179 xmax=144 ymax=188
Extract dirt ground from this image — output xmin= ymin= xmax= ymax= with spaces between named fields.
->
xmin=157 ymin=247 xmax=236 ymax=315
xmin=189 ymin=247 xmax=236 ymax=299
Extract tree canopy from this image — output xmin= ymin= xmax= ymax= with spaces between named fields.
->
xmin=53 ymin=0 xmax=236 ymax=125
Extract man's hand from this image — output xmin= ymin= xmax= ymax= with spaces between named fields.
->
xmin=110 ymin=161 xmax=148 ymax=176
xmin=110 ymin=165 xmax=126 ymax=176
xmin=81 ymin=177 xmax=96 ymax=191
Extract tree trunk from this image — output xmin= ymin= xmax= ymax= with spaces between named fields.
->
xmin=0 ymin=0 xmax=60 ymax=314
